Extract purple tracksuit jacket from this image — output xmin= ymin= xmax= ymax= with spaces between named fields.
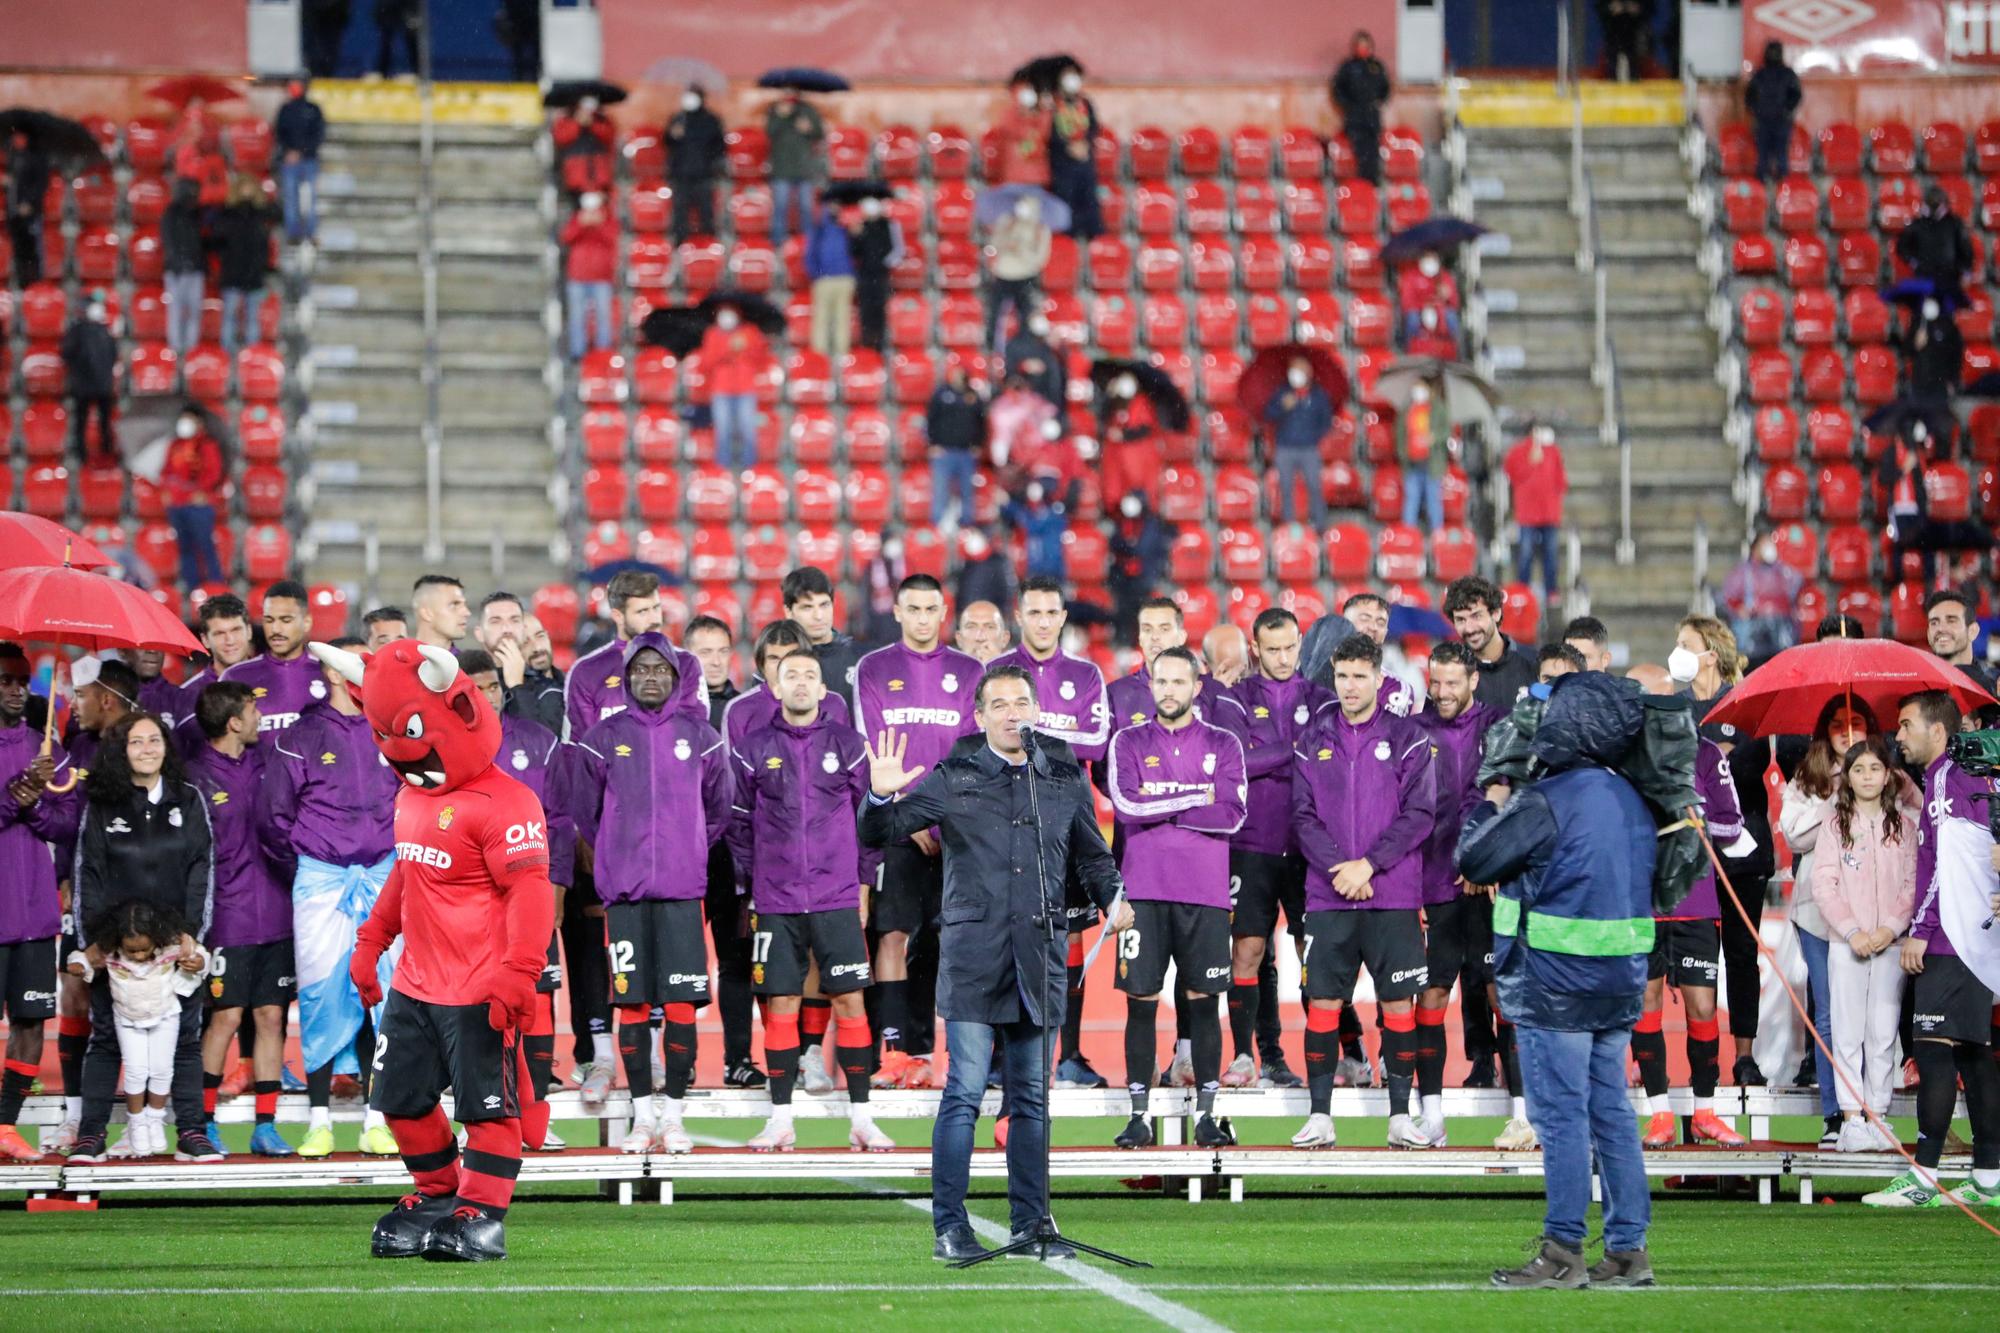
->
xmin=188 ymin=743 xmax=293 ymax=947
xmin=498 ymin=711 xmax=575 ymax=888
xmin=1413 ymin=701 xmax=1500 ymax=906
xmin=0 ymin=724 xmax=79 ymax=944
xmin=221 ymin=652 xmax=329 ymax=735
xmin=852 ymin=641 xmax=982 ymax=841
xmin=990 ymin=645 xmax=1110 ymax=762
xmin=721 ymin=681 xmax=850 ymax=757
xmin=563 ymin=636 xmax=708 ymax=741
xmin=260 ymin=708 xmax=400 ymax=875
xmin=1912 ymin=753 xmax=1998 ymax=957
xmin=1290 ymin=705 xmax=1437 ymax=912
xmin=1668 ymin=737 xmax=1745 ymax=921
xmin=170 ymin=665 xmax=222 ymax=755
xmin=570 ymin=702 xmax=733 ymax=905
xmin=1107 ymin=717 xmax=1248 ymax=907
xmin=137 ymin=675 xmax=182 ymax=730
xmin=727 ymin=711 xmax=876 ymax=915
xmin=1214 ymin=673 xmax=1334 ymax=856
xmin=1106 ymin=666 xmax=1231 ymax=733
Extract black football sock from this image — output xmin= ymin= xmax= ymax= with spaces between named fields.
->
xmin=0 ymin=1059 xmax=35 ymax=1124
xmin=1953 ymin=1042 xmax=2000 ymax=1172
xmin=1189 ymin=993 xmax=1222 ymax=1116
xmin=1124 ymin=998 xmax=1158 ymax=1115
xmin=1060 ymin=954 xmax=1086 ymax=1063
xmin=1414 ymin=1006 xmax=1448 ymax=1099
xmin=237 ymin=1021 xmax=256 ymax=1063
xmin=1687 ymin=1018 xmax=1720 ymax=1100
xmin=661 ymin=1015 xmax=697 ymax=1101
xmin=876 ymin=979 xmax=908 ymax=1054
xmin=1255 ymin=948 xmax=1285 ymax=1068
xmin=1338 ymin=1002 xmax=1365 ymax=1063
xmin=1228 ymin=977 xmax=1260 ymax=1063
xmin=1632 ymin=1015 xmax=1669 ymax=1099
xmin=618 ymin=1020 xmax=655 ymax=1099
xmin=1383 ymin=1014 xmax=1417 ymax=1117
xmin=1498 ymin=1019 xmax=1523 ymax=1099
xmin=835 ymin=1016 xmax=874 ymax=1105
xmin=306 ymin=1062 xmax=333 ymax=1110
xmin=764 ymin=1013 xmax=799 ymax=1108
xmin=1915 ymin=1040 xmax=1959 ymax=1170
xmin=1305 ymin=1008 xmax=1341 ymax=1115
xmin=716 ymin=949 xmax=753 ymax=1070
xmin=524 ymin=1035 xmax=556 ymax=1099
xmin=1174 ymin=1000 xmax=1191 ymax=1044
xmin=57 ymin=1020 xmax=88 ymax=1105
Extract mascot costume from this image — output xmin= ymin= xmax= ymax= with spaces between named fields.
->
xmin=308 ymin=640 xmax=556 ymax=1263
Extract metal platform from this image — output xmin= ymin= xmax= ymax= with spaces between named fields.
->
xmin=61 ymin=1148 xmax=646 ymax=1197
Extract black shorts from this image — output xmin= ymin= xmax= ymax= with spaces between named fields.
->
xmin=605 ymin=898 xmax=712 ymax=1008
xmin=1115 ymin=899 xmax=1232 ymax=997
xmin=872 ymin=842 xmax=942 ymax=937
xmin=536 ymin=930 xmax=562 ymax=995
xmin=371 ymin=990 xmax=521 ymax=1123
xmin=1913 ymin=951 xmax=1996 ymax=1045
xmin=751 ymin=908 xmax=872 ymax=996
xmin=204 ymin=939 xmax=296 ymax=1011
xmin=1648 ymin=918 xmax=1720 ymax=988
xmin=1301 ymin=908 xmax=1427 ymax=1003
xmin=1230 ymin=850 xmax=1306 ymax=941
xmin=1424 ymin=896 xmax=1474 ymax=992
xmin=0 ymin=936 xmax=57 ymax=1021
xmin=705 ymin=843 xmax=748 ymax=942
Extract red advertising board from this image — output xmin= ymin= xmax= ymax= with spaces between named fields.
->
xmin=1745 ymin=0 xmax=2000 ymax=74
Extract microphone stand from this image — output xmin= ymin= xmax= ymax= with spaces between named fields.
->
xmin=955 ymin=725 xmax=1147 ymax=1269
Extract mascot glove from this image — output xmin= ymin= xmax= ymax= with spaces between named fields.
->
xmin=349 ymin=937 xmax=386 ymax=1009
xmin=485 ymin=966 xmax=541 ymax=1033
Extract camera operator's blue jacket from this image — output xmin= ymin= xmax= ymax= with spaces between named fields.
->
xmin=1456 ymin=672 xmax=1657 ymax=1032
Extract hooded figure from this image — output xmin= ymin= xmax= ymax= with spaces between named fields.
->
xmin=1896 ymin=186 xmax=1975 ymax=297
xmin=1744 ymin=41 xmax=1802 ymax=182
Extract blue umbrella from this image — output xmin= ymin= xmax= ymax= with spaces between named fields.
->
xmin=758 ymin=67 xmax=850 ymax=93
xmin=1381 ymin=216 xmax=1490 ymax=265
xmin=1387 ymin=604 xmax=1453 ymax=641
xmin=975 ymin=184 xmax=1072 ymax=234
xmin=1883 ymin=276 xmax=1967 ymax=313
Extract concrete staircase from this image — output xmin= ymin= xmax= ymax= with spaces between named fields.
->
xmin=301 ymin=121 xmax=560 ymax=609
xmin=1465 ymin=122 xmax=1738 ymax=661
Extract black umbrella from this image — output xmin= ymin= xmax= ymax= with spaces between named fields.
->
xmin=1963 ymin=372 xmax=2000 ymax=399
xmin=0 ymin=108 xmax=107 ymax=167
xmin=638 ymin=306 xmax=707 ymax=358
xmin=696 ymin=290 xmax=785 ymax=338
xmin=1011 ymin=54 xmax=1083 ymax=94
xmin=822 ymin=179 xmax=896 ymax=207
xmin=758 ymin=67 xmax=850 ymax=94
xmin=1090 ymin=358 xmax=1190 ymax=433
xmin=1864 ymin=396 xmax=1956 ymax=439
xmin=543 ymin=80 xmax=627 ymax=110
xmin=1381 ymin=216 xmax=1490 ymax=265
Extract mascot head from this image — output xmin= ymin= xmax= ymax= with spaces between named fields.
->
xmin=307 ymin=640 xmax=500 ymax=793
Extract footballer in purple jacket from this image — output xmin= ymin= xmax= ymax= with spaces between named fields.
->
xmin=222 ymin=582 xmax=326 ymax=736
xmin=850 ymin=574 xmax=981 ymax=1082
xmin=568 ymin=633 xmax=733 ymax=1151
xmin=1105 ymin=597 xmax=1234 ymax=732
xmin=991 ymin=578 xmax=1111 ymax=762
xmin=561 ymin=571 xmax=708 ymax=742
xmin=1289 ymin=633 xmax=1437 ymax=1150
xmin=1104 ymin=647 xmax=1246 ymax=1150
xmin=727 ymin=651 xmax=891 ymax=1152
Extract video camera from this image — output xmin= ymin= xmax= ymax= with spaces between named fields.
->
xmin=1949 ymin=729 xmax=2000 ymax=842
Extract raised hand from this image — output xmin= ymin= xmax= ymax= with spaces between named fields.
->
xmin=864 ymin=729 xmax=926 ymax=797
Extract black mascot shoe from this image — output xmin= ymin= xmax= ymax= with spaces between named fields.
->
xmin=421 ymin=1204 xmax=508 ymax=1262
xmin=372 ymin=1192 xmax=460 ymax=1259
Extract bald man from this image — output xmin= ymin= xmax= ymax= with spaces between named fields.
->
xmin=1202 ymin=625 xmax=1249 ymax=686
xmin=953 ymin=601 xmax=1008 ymax=663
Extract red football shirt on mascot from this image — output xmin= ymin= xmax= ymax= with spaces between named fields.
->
xmin=309 ymin=639 xmax=557 ymax=1264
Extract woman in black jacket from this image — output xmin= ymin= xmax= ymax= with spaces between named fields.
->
xmin=214 ymin=174 xmax=278 ymax=354
xmin=161 ymin=178 xmax=207 ymax=357
xmin=67 ymin=711 xmax=220 ymax=1164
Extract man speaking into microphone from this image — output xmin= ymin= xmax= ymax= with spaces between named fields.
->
xmin=861 ymin=664 xmax=1132 ymax=1262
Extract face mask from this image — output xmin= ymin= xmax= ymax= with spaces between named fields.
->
xmin=1410 ymin=384 xmax=1430 ymax=404
xmin=579 ymin=96 xmax=599 ymax=115
xmin=1533 ymin=426 xmax=1555 ymax=445
xmin=716 ymin=309 xmax=740 ymax=330
xmin=681 ymin=93 xmax=701 ymax=112
xmin=1120 ymin=495 xmax=1142 ymax=518
xmin=1060 ymin=72 xmax=1083 ymax=95
xmin=1666 ymin=645 xmax=1702 ymax=684
xmin=1287 ymin=368 xmax=1310 ymax=389
xmin=1922 ymin=299 xmax=1940 ymax=321
xmin=1912 ymin=421 xmax=1929 ymax=443
xmin=883 ymin=538 xmax=903 ymax=561
xmin=579 ymin=192 xmax=604 ymax=212
xmin=1016 ymin=87 xmax=1038 ymax=109
xmin=1014 ymin=199 xmax=1037 ymax=220
xmin=963 ymin=531 xmax=989 ymax=557
xmin=1027 ymin=483 xmax=1046 ymax=504
xmin=1114 ymin=375 xmax=1137 ymax=397
xmin=1028 ymin=315 xmax=1050 ymax=337
xmin=860 ymin=197 xmax=882 ymax=219
xmin=86 ymin=304 xmax=107 ymax=324
xmin=1418 ymin=255 xmax=1440 ymax=277
xmin=1040 ymin=417 xmax=1064 ymax=440
xmin=1757 ymin=540 xmax=1778 ymax=563
xmin=176 ymin=418 xmax=198 ymax=440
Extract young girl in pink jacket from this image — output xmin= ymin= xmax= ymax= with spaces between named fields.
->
xmin=1809 ymin=736 xmax=1917 ymax=1151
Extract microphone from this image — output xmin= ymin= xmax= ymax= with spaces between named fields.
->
xmin=1016 ymin=721 xmax=1040 ymax=753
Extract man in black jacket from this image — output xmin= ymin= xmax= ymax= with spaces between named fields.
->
xmin=1003 ymin=312 xmax=1065 ymax=407
xmin=1331 ymin=32 xmax=1391 ymax=185
xmin=850 ymin=198 xmax=902 ymax=354
xmin=1898 ymin=186 xmax=1975 ymax=299
xmin=1744 ymin=40 xmax=1802 ymax=182
xmin=666 ymin=87 xmax=726 ymax=242
xmin=1446 ymin=576 xmax=1538 ymax=712
xmin=861 ymin=664 xmax=1131 ymax=1261
xmin=274 ymin=80 xmax=326 ymax=243
xmin=926 ymin=365 xmax=988 ymax=528
xmin=784 ymin=565 xmax=864 ymax=709
xmin=6 ymin=130 xmax=50 ymax=286
xmin=59 ymin=296 xmax=119 ymax=463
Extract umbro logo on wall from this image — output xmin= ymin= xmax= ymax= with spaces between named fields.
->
xmin=1753 ymin=0 xmax=1875 ymax=44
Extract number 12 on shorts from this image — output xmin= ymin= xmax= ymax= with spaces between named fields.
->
xmin=608 ymin=939 xmax=635 ymax=974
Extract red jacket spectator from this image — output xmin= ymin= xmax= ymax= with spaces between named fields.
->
xmin=553 ymin=111 xmax=615 ymax=197
xmin=699 ymin=322 xmax=770 ymax=396
xmin=1396 ymin=263 xmax=1461 ymax=317
xmin=1502 ymin=432 xmax=1568 ymax=526
xmin=995 ymin=102 xmax=1053 ymax=186
xmin=161 ymin=433 xmax=226 ymax=508
xmin=559 ymin=213 xmax=618 ymax=282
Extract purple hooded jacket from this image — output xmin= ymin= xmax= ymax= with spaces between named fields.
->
xmin=137 ymin=675 xmax=182 ymax=730
xmin=569 ymin=635 xmax=734 ymax=904
xmin=727 ymin=711 xmax=877 ymax=915
xmin=1213 ymin=673 xmax=1334 ymax=856
xmin=1290 ymin=704 xmax=1437 ymax=912
xmin=188 ymin=743 xmax=293 ymax=947
xmin=1413 ymin=700 xmax=1499 ymax=905
xmin=1667 ymin=737 xmax=1745 ymax=921
xmin=1912 ymin=752 xmax=1998 ymax=957
xmin=0 ymin=724 xmax=80 ymax=945
xmin=498 ymin=710 xmax=575 ymax=889
xmin=1107 ymin=716 xmax=1248 ymax=907
xmin=260 ymin=706 xmax=400 ymax=874
xmin=990 ymin=645 xmax=1110 ymax=761
xmin=563 ymin=635 xmax=708 ymax=742
xmin=222 ymin=652 xmax=329 ymax=735
xmin=722 ymin=680 xmax=850 ymax=757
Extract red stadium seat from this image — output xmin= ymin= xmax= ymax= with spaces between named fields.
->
xmin=1280 ymin=127 xmax=1325 ymax=180
xmin=1888 ymin=582 xmax=1927 ymax=644
xmin=1431 ymin=525 xmax=1479 ymax=581
xmin=1219 ymin=527 xmax=1267 ymax=583
xmin=689 ymin=524 xmax=740 ymax=583
xmin=1334 ymin=180 xmax=1379 ymax=235
xmin=1369 ymin=465 xmax=1404 ymax=523
xmin=1818 ymin=122 xmax=1863 ymax=175
xmin=1738 ymin=287 xmax=1783 ymax=345
xmin=926 ymin=125 xmax=972 ymax=178
xmin=1233 ymin=235 xmax=1280 ymax=291
xmin=684 ymin=467 xmax=738 ymax=522
xmin=1800 ymin=347 xmax=1845 ymax=403
xmin=1753 ymin=405 xmax=1798 ymax=461
xmin=1773 ymin=174 xmax=1819 ymax=233
xmin=1193 ymin=293 xmax=1240 ymax=349
xmin=741 ymin=467 xmax=787 ymax=523
xmin=725 ymin=126 xmax=768 ymax=181
xmin=1141 ymin=294 xmax=1188 ymax=349
xmin=1384 ymin=182 xmax=1430 ymax=232
xmin=1806 ymin=405 xmax=1855 ymax=460
xmin=1170 ymin=528 xmax=1214 ymax=582
xmin=1824 ymin=176 xmax=1870 ymax=232
xmin=1272 ymin=526 xmax=1319 ymax=584
xmin=937 ymin=292 xmax=984 ymax=347
xmin=1158 ymin=467 xmax=1206 ymax=523
xmin=1229 ymin=125 xmax=1274 ymax=178
xmin=632 ymin=408 xmax=682 ymax=464
xmin=1870 ymin=120 xmax=1915 ymax=174
xmin=1235 ymin=180 xmax=1280 ymax=234
xmin=1092 ymin=293 xmax=1138 ymax=355
xmin=1824 ymin=525 xmax=1870 ymax=582
xmin=1129 ymin=126 xmax=1171 ymax=178
xmin=1188 ymin=235 xmax=1234 ymax=291
xmin=1245 ymin=292 xmax=1290 ymax=349
xmin=1137 ymin=241 xmax=1184 ymax=292
xmin=1762 ymin=462 xmax=1808 ymax=520
xmin=1716 ymin=123 xmax=1755 ymax=176
xmin=1927 ymin=462 xmax=1973 ymax=520
xmin=1923 ymin=120 xmax=1967 ymax=172
xmin=580 ymin=522 xmax=631 ymax=568
xmin=1178 ymin=125 xmax=1221 ymax=176
xmin=1374 ymin=524 xmax=1425 ymax=582
xmin=1183 ymin=180 xmax=1229 ymax=234
xmin=578 ymin=349 xmax=628 ymax=405
xmin=1835 ymin=232 xmax=1881 ymax=287
xmin=1787 ymin=286 xmax=1836 ymax=345
xmin=1322 ymin=521 xmax=1371 ymax=580
xmin=1876 ymin=175 xmax=1921 ymax=232
xmin=132 ymin=523 xmax=177 ymax=584
xmin=1087 ymin=236 xmax=1131 ymax=290
xmin=1852 ymin=345 xmax=1897 ymax=405
xmin=1744 ymin=348 xmax=1793 ymax=404
xmin=1957 ymin=288 xmax=1995 ymax=343
xmin=1780 ymin=234 xmax=1825 ymax=286
xmin=844 ymin=467 xmax=890 ymax=523
xmin=78 ymin=465 xmax=124 ymax=521
xmin=794 ymin=468 xmax=841 ymax=524
xmin=1816 ymin=463 xmax=1863 ymax=521
xmin=237 ymin=346 xmax=283 ymax=402
xmin=239 ymin=464 xmax=287 ymax=521
xmin=1201 ymin=350 xmax=1244 ymax=407
xmin=579 ymin=407 xmax=627 ymax=463
xmin=1841 ymin=287 xmax=1890 ymax=344
xmin=891 ymin=350 xmax=936 ymax=405
xmin=580 ymin=465 xmax=629 ymax=522
xmin=22 ymin=465 xmax=70 ymax=521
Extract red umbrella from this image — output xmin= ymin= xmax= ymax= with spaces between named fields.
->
xmin=1237 ymin=344 xmax=1349 ymax=421
xmin=0 ymin=513 xmax=116 ymax=572
xmin=1702 ymin=638 xmax=1995 ymax=738
xmin=145 ymin=75 xmax=246 ymax=109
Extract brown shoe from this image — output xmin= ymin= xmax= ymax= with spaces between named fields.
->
xmin=1490 ymin=1235 xmax=1588 ymax=1289
xmin=1586 ymin=1249 xmax=1655 ymax=1288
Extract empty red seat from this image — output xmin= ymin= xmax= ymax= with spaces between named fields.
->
xmin=1744 ymin=348 xmax=1793 ymax=404
xmin=1841 ymin=288 xmax=1890 ymax=344
xmin=1431 ymin=525 xmax=1479 ymax=581
xmin=1869 ymin=120 xmax=1915 ymax=174
xmin=1334 ymin=180 xmax=1379 ymax=234
xmin=241 ymin=524 xmax=291 ymax=582
xmin=926 ymin=124 xmax=971 ymax=178
xmin=1178 ymin=125 xmax=1222 ymax=176
xmin=1087 ymin=236 xmax=1131 ymax=289
xmin=1772 ymin=234 xmax=1819 ymax=285
xmin=1201 ymin=349 xmax=1244 ymax=406
xmin=1141 ymin=294 xmax=1188 ymax=349
xmin=1923 ymin=120 xmax=1966 ymax=173
xmin=1169 ymin=528 xmax=1214 ymax=582
xmin=1375 ymin=524 xmax=1425 ymax=582
xmin=1226 ymin=125 xmax=1274 ymax=179
xmin=1753 ymin=405 xmax=1798 ymax=461
xmin=1129 ymin=126 xmax=1171 ymax=178
xmin=689 ymin=524 xmax=740 ymax=582
xmin=1824 ymin=524 xmax=1871 ymax=582
xmin=676 ymin=236 xmax=724 ymax=290
xmin=1819 ymin=122 xmax=1863 ymax=175
xmin=1186 ymin=235 xmax=1233 ymax=292
xmin=1239 ymin=292 xmax=1285 ymax=349
xmin=1957 ymin=288 xmax=1995 ymax=343
xmin=1876 ymin=176 xmax=1921 ymax=232
xmin=823 ymin=124 xmax=869 ymax=180
xmin=1817 ymin=462 xmax=1863 ymax=521
xmin=1720 ymin=178 xmax=1768 ymax=233
xmin=579 ymin=407 xmax=628 ymax=463
xmin=873 ymin=124 xmax=921 ymax=180
xmin=1137 ymin=241 xmax=1184 ymax=292
xmin=237 ymin=346 xmax=283 ymax=401
xmin=685 ymin=467 xmax=738 ymax=522
xmin=891 ymin=350 xmax=936 ymax=404
xmin=1800 ymin=347 xmax=1845 ymax=402
xmin=1835 ymin=232 xmax=1881 ymax=287
xmin=1824 ymin=176 xmax=1870 ymax=231
xmin=238 ymin=464 xmax=287 ymax=521
xmin=580 ymin=465 xmax=629 ymax=522
xmin=1888 ymin=583 xmax=1927 ymax=643
xmin=1928 ymin=462 xmax=1973 ymax=520
xmin=1762 ymin=462 xmax=1808 ymax=520
xmin=124 ymin=118 xmax=169 ymax=171
xmin=1384 ymin=182 xmax=1430 ymax=232
xmin=1739 ymin=287 xmax=1783 ymax=345
xmin=1806 ymin=405 xmax=1856 ymax=459
xmin=792 ymin=468 xmax=840 ymax=524
xmin=580 ymin=521 xmax=631 ymax=568
xmin=78 ymin=465 xmax=124 ymax=520
xmin=725 ymin=126 xmax=768 ymax=180
xmin=1852 ymin=345 xmax=1897 ymax=404
xmin=1281 ymin=182 xmax=1329 ymax=236
xmin=632 ymin=408 xmax=682 ymax=463
xmin=1181 ymin=179 xmax=1228 ymax=233
xmin=22 ymin=465 xmax=70 ymax=520
xmin=1280 ymin=127 xmax=1325 ymax=180
xmin=1773 ymin=175 xmax=1819 ymax=233
xmin=845 ymin=467 xmax=890 ymax=523
xmin=577 ymin=349 xmax=628 ymax=404
xmin=1219 ymin=527 xmax=1267 ymax=582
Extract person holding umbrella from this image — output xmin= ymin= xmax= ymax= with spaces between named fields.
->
xmin=59 ymin=294 xmax=119 ymax=465
xmin=1398 ymin=251 xmax=1461 ymax=346
xmin=1099 ymin=367 xmax=1169 ymax=510
xmin=1897 ymin=296 xmax=1963 ymax=407
xmin=161 ymin=406 xmax=227 ymax=593
xmin=766 ymin=89 xmax=826 ymax=249
xmin=6 ymin=125 xmax=51 ymax=286
xmin=1264 ymin=356 xmax=1334 ymax=529
xmin=985 ymin=192 xmax=1052 ymax=350
xmin=666 ymin=86 xmax=726 ymax=243
xmin=701 ymin=299 xmax=771 ymax=473
xmin=550 ymin=92 xmax=616 ymax=206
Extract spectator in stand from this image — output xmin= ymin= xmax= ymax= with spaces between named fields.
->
xmin=1400 ymin=380 xmax=1450 ymax=534
xmin=984 ymin=193 xmax=1051 ymax=350
xmin=1003 ymin=479 xmax=1069 ymax=582
xmin=1719 ymin=529 xmax=1802 ymax=661
xmin=59 ymin=295 xmax=119 ymax=464
xmin=1745 ymin=40 xmax=1802 ymax=182
xmin=1503 ymin=423 xmax=1568 ymax=605
xmin=373 ymin=0 xmax=422 ymax=78
xmin=7 ymin=128 xmax=51 ymax=286
xmin=1397 ymin=252 xmax=1461 ymax=345
xmin=1109 ymin=492 xmax=1169 ymax=646
xmin=860 ymin=531 xmax=910 ymax=645
xmin=1012 ymin=417 xmax=1084 ymax=507
xmin=1100 ymin=372 xmax=1164 ymax=508
xmin=1048 ymin=67 xmax=1101 ymax=240
xmin=1004 ymin=310 xmax=1065 ymax=407
xmin=926 ymin=363 xmax=988 ymax=528
xmin=996 ymin=80 xmax=1053 ymax=186
xmin=765 ymin=91 xmax=825 ymax=249
xmin=1331 ymin=31 xmax=1391 ymax=185
xmin=665 ymin=87 xmax=726 ymax=243
xmin=701 ymin=302 xmax=770 ymax=473
xmin=499 ymin=0 xmax=540 ymax=81
xmin=804 ymin=203 xmax=855 ymax=359
xmin=274 ymin=79 xmax=326 ymax=244
xmin=1597 ymin=0 xmax=1655 ymax=81
xmin=1897 ymin=186 xmax=1975 ymax=301
xmin=551 ymin=97 xmax=615 ymax=206
xmin=954 ymin=529 xmax=1016 ymax=624
xmin=559 ymin=192 xmax=617 ymax=362
xmin=1445 ymin=575 xmax=1537 ymax=711
xmin=1899 ymin=297 xmax=1963 ymax=407
xmin=162 ymin=178 xmax=207 ymax=357
xmin=988 ymin=373 xmax=1056 ymax=470
xmin=171 ymin=111 xmax=229 ymax=210
xmin=850 ymin=196 xmax=903 ymax=355
xmin=302 ymin=0 xmax=351 ymax=78
xmin=215 ymin=175 xmax=277 ymax=354
xmin=1265 ymin=357 xmax=1334 ymax=529
xmin=161 ymin=406 xmax=227 ymax=592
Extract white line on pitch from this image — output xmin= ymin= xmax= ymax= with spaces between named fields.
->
xmin=6 ymin=1281 xmax=1993 ymax=1298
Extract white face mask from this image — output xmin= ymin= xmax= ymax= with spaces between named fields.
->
xmin=1026 ymin=482 xmax=1046 ymax=503
xmin=1060 ymin=72 xmax=1083 ymax=95
xmin=87 ymin=304 xmax=107 ymax=324
xmin=681 ymin=93 xmax=701 ymax=112
xmin=715 ymin=309 xmax=740 ymax=331
xmin=882 ymin=537 xmax=903 ymax=561
xmin=1419 ymin=254 xmax=1440 ymax=277
xmin=860 ymin=197 xmax=882 ymax=219
xmin=1113 ymin=374 xmax=1137 ymax=398
xmin=1912 ymin=421 xmax=1929 ymax=443
xmin=1757 ymin=540 xmax=1779 ymax=564
xmin=579 ymin=192 xmax=604 ymax=212
xmin=1014 ymin=199 xmax=1037 ymax=221
xmin=1532 ymin=426 xmax=1555 ymax=445
xmin=579 ymin=96 xmax=599 ymax=115
xmin=1287 ymin=367 xmax=1310 ymax=389
xmin=1040 ymin=417 xmax=1064 ymax=440
xmin=1016 ymin=87 xmax=1038 ymax=109
xmin=1119 ymin=495 xmax=1142 ymax=518
xmin=963 ymin=531 xmax=989 ymax=557
xmin=1028 ymin=315 xmax=1051 ymax=337
xmin=1410 ymin=383 xmax=1430 ymax=404
xmin=1922 ymin=298 xmax=1941 ymax=321
xmin=175 ymin=418 xmax=198 ymax=440
xmin=1666 ymin=644 xmax=1702 ymax=684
